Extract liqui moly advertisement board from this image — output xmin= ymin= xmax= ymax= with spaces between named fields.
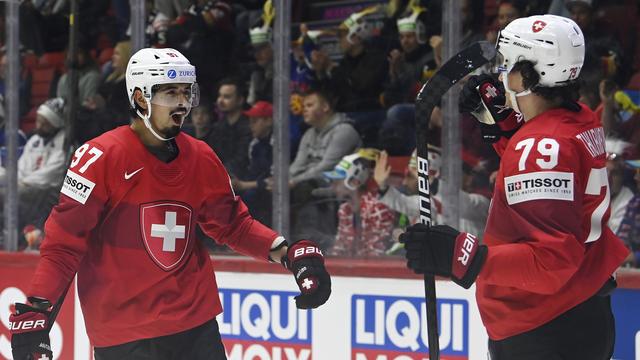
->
xmin=217 ymin=288 xmax=312 ymax=360
xmin=1 ymin=256 xmax=639 ymax=359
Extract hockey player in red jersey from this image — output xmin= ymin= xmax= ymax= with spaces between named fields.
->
xmin=8 ymin=48 xmax=331 ymax=360
xmin=401 ymin=15 xmax=629 ymax=359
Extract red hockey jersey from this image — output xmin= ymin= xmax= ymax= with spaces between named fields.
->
xmin=28 ymin=126 xmax=279 ymax=347
xmin=478 ymin=104 xmax=629 ymax=340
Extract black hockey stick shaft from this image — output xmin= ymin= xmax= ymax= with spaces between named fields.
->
xmin=414 ymin=41 xmax=496 ymax=359
xmin=46 ymin=280 xmax=72 ymax=332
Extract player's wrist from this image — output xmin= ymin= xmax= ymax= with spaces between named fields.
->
xmin=27 ymin=297 xmax=52 ymax=310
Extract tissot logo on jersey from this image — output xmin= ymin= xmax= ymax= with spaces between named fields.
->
xmin=351 ymin=295 xmax=469 ymax=359
xmin=60 ymin=170 xmax=95 ymax=205
xmin=505 ymin=171 xmax=574 ymax=205
xmin=217 ymin=288 xmax=312 ymax=360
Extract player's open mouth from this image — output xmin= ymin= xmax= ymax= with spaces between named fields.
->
xmin=170 ymin=109 xmax=187 ymax=125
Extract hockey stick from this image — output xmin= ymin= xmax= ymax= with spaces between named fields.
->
xmin=414 ymin=41 xmax=496 ymax=359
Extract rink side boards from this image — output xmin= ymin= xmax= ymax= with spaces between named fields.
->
xmin=0 ymin=253 xmax=638 ymax=360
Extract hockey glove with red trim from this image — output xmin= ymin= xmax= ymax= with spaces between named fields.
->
xmin=459 ymin=74 xmax=522 ymax=143
xmin=400 ymin=224 xmax=487 ymax=289
xmin=9 ymin=298 xmax=53 ymax=360
xmin=283 ymin=240 xmax=331 ymax=309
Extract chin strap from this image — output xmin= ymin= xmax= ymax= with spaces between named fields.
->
xmin=502 ymin=74 xmax=531 ymax=115
xmin=136 ymin=97 xmax=189 ymax=142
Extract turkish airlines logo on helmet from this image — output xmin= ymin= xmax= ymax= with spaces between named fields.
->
xmin=532 ymin=20 xmax=546 ymax=33
xmin=140 ymin=201 xmax=193 ymax=271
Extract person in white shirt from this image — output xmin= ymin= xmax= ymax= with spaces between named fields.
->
xmin=0 ymin=97 xmax=67 ymax=246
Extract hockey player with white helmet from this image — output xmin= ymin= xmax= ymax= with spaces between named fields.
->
xmin=402 ymin=15 xmax=628 ymax=359
xmin=9 ymin=48 xmax=331 ymax=360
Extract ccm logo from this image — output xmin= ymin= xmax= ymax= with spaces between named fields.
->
xmin=457 ymin=233 xmax=477 ymax=266
xmin=9 ymin=319 xmax=46 ymax=331
xmin=294 ymin=246 xmax=322 ymax=259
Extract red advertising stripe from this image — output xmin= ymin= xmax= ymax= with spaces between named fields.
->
xmin=223 ymin=339 xmax=312 ymax=360
xmin=352 ymin=348 xmax=468 ymax=360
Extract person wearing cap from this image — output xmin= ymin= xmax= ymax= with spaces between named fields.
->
xmin=324 ymin=149 xmax=396 ymax=257
xmin=232 ymin=101 xmax=274 ymax=226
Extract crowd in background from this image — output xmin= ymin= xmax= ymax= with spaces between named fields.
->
xmin=1 ymin=0 xmax=640 ymax=268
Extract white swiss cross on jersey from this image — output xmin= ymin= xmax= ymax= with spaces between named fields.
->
xmin=140 ymin=202 xmax=193 ymax=271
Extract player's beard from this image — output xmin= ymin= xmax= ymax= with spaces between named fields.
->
xmin=162 ymin=125 xmax=181 ymax=138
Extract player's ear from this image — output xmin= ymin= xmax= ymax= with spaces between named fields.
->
xmin=133 ymin=89 xmax=148 ymax=110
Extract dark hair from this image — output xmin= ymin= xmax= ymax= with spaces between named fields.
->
xmin=217 ymin=77 xmax=247 ymax=99
xmin=304 ymin=87 xmax=337 ymax=111
xmin=513 ymin=60 xmax=581 ymax=111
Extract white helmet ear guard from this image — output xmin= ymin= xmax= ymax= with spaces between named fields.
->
xmin=126 ymin=48 xmax=198 ymax=141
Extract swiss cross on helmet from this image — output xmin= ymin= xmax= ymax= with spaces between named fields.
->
xmin=125 ymin=48 xmax=200 ymax=141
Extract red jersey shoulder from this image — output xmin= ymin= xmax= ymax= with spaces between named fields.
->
xmin=60 ymin=128 xmax=131 ymax=204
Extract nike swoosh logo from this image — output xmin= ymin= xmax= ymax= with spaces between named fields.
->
xmin=124 ymin=167 xmax=144 ymax=180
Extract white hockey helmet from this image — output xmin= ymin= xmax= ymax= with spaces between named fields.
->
xmin=496 ymin=14 xmax=585 ymax=87
xmin=125 ymin=48 xmax=199 ymax=141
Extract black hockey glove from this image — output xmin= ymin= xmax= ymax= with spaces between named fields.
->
xmin=283 ymin=240 xmax=331 ymax=309
xmin=9 ymin=299 xmax=53 ymax=360
xmin=459 ymin=74 xmax=522 ymax=143
xmin=400 ymin=224 xmax=487 ymax=289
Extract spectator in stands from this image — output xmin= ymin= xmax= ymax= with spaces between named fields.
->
xmin=232 ymin=101 xmax=273 ymax=226
xmin=617 ymin=159 xmax=640 ymax=268
xmin=153 ymin=0 xmax=191 ymax=21
xmin=325 ymin=149 xmax=396 ymax=257
xmin=280 ymin=87 xmax=361 ymax=247
xmin=379 ymin=6 xmax=437 ymax=155
xmin=607 ymin=147 xmax=634 ymax=234
xmin=486 ymin=0 xmax=529 ymax=44
xmin=565 ymin=0 xmax=626 ymax=83
xmin=429 ymin=0 xmax=485 ymax=68
xmin=188 ymin=103 xmax=215 ymax=140
xmin=312 ymin=7 xmax=388 ymax=112
xmin=0 ymin=51 xmax=31 ymax=117
xmin=375 ymin=146 xmax=490 ymax=238
xmin=382 ymin=5 xmax=436 ymax=108
xmin=288 ymin=88 xmax=361 ymax=187
xmin=246 ymin=1 xmax=274 ymax=105
xmin=56 ymin=40 xmax=101 ymax=105
xmin=597 ymin=78 xmax=640 ymax=142
xmin=0 ymin=123 xmax=27 ymax=179
xmin=0 ymin=98 xmax=66 ymax=241
xmin=76 ymin=40 xmax=132 ymax=143
xmin=165 ymin=0 xmax=234 ymax=100
xmin=374 ymin=149 xmax=430 ymax=226
xmin=207 ymin=77 xmax=252 ymax=178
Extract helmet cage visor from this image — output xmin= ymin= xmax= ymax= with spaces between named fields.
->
xmin=149 ymin=83 xmax=200 ymax=108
